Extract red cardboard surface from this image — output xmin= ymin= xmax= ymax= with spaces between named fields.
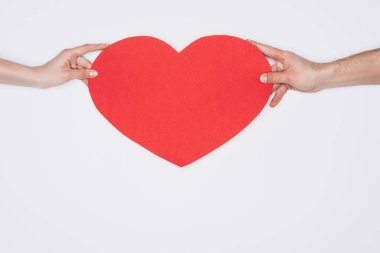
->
xmin=88 ymin=35 xmax=272 ymax=167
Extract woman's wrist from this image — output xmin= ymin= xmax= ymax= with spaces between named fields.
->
xmin=28 ymin=66 xmax=43 ymax=88
xmin=29 ymin=65 xmax=57 ymax=89
xmin=0 ymin=60 xmax=41 ymax=87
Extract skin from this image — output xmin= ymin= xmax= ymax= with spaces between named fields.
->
xmin=248 ymin=40 xmax=380 ymax=107
xmin=1 ymin=41 xmax=379 ymax=108
xmin=0 ymin=43 xmax=108 ymax=89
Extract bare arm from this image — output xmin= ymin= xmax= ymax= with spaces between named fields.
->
xmin=0 ymin=59 xmax=39 ymax=86
xmin=322 ymin=49 xmax=380 ymax=88
xmin=248 ymin=40 xmax=380 ymax=107
xmin=0 ymin=43 xmax=108 ymax=89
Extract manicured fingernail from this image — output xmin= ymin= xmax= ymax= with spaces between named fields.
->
xmin=89 ymin=70 xmax=98 ymax=77
xmin=260 ymin=74 xmax=267 ymax=83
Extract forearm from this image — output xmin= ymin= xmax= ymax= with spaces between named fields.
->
xmin=250 ymin=40 xmax=380 ymax=107
xmin=320 ymin=48 xmax=380 ymax=89
xmin=0 ymin=59 xmax=38 ymax=87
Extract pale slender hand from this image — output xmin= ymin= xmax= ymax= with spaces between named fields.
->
xmin=0 ymin=43 xmax=108 ymax=89
xmin=248 ymin=40 xmax=380 ymax=107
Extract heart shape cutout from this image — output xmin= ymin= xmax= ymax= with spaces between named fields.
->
xmin=88 ymin=35 xmax=271 ymax=167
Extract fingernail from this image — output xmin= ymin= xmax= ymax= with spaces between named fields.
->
xmin=260 ymin=74 xmax=267 ymax=83
xmin=89 ymin=70 xmax=98 ymax=77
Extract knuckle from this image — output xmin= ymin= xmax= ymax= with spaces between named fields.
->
xmin=61 ymin=48 xmax=70 ymax=55
xmin=282 ymin=51 xmax=290 ymax=58
xmin=80 ymin=71 xmax=88 ymax=79
xmin=287 ymin=51 xmax=296 ymax=58
xmin=274 ymin=74 xmax=283 ymax=83
xmin=82 ymin=44 xmax=92 ymax=50
xmin=284 ymin=51 xmax=295 ymax=59
xmin=278 ymin=50 xmax=286 ymax=58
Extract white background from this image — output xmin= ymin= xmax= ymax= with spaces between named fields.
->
xmin=0 ymin=0 xmax=379 ymax=252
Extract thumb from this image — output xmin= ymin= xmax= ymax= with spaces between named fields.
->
xmin=68 ymin=69 xmax=98 ymax=80
xmin=260 ymin=71 xmax=291 ymax=85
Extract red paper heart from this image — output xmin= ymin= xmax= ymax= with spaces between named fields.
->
xmin=88 ymin=35 xmax=271 ymax=167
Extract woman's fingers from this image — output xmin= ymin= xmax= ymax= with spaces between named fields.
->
xmin=66 ymin=43 xmax=109 ymax=57
xmin=73 ymin=43 xmax=109 ymax=56
xmin=76 ymin=56 xmax=92 ymax=69
xmin=67 ymin=69 xmax=98 ymax=81
xmin=75 ymin=58 xmax=92 ymax=86
xmin=70 ymin=61 xmax=77 ymax=69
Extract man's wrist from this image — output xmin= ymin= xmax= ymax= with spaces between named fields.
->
xmin=315 ymin=62 xmax=336 ymax=91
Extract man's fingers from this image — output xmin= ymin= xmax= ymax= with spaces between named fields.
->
xmin=270 ymin=64 xmax=281 ymax=93
xmin=270 ymin=85 xmax=288 ymax=107
xmin=271 ymin=63 xmax=279 ymax=72
xmin=76 ymin=56 xmax=92 ymax=69
xmin=270 ymin=62 xmax=285 ymax=74
xmin=247 ymin=39 xmax=284 ymax=61
xmin=69 ymin=43 xmax=109 ymax=56
xmin=67 ymin=69 xmax=98 ymax=81
xmin=260 ymin=71 xmax=291 ymax=84
xmin=272 ymin=83 xmax=280 ymax=93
